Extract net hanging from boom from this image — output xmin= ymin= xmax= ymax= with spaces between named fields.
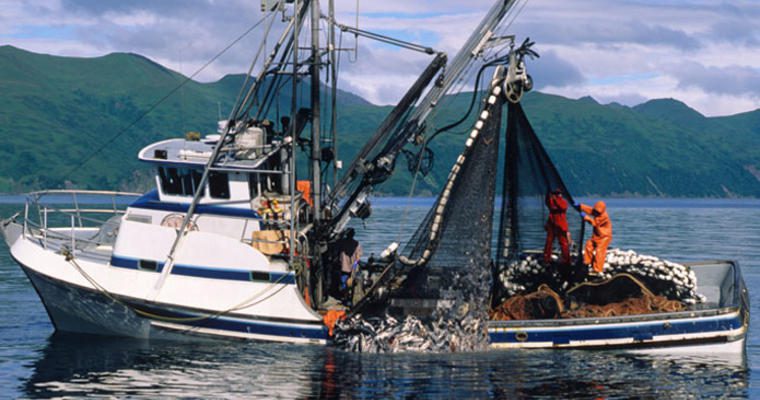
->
xmin=400 ymin=82 xmax=504 ymax=273
xmin=496 ymin=102 xmax=583 ymax=266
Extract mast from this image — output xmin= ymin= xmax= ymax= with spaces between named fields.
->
xmin=289 ymin=0 xmax=302 ymax=263
xmin=329 ymin=0 xmax=338 ymax=187
xmin=310 ymin=0 xmax=322 ymax=222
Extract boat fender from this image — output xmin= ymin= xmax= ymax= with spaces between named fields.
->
xmin=380 ymin=242 xmax=399 ymax=260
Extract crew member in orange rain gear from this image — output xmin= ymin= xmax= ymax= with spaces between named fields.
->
xmin=579 ymin=201 xmax=613 ymax=274
xmin=543 ymin=189 xmax=570 ymax=264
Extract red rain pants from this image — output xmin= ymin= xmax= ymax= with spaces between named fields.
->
xmin=544 ymin=225 xmax=570 ymax=264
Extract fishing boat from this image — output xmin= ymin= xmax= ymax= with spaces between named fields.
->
xmin=1 ymin=0 xmax=748 ymax=351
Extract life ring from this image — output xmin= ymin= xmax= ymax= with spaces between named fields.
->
xmin=160 ymin=213 xmax=198 ymax=231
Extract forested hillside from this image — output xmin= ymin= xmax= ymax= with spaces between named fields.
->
xmin=1 ymin=45 xmax=757 ymax=197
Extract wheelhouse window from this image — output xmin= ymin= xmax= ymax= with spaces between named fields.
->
xmin=209 ymin=172 xmax=230 ymax=199
xmin=158 ymin=167 xmax=202 ymax=196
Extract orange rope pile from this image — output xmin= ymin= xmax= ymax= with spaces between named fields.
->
xmin=489 ymin=284 xmax=564 ymax=321
xmin=490 ymin=275 xmax=685 ymax=321
xmin=562 ymin=293 xmax=684 ymax=319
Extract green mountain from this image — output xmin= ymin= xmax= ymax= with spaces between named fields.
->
xmin=0 ymin=45 xmax=758 ymax=197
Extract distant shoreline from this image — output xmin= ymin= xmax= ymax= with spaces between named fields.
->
xmin=1 ymin=195 xmax=759 ymax=209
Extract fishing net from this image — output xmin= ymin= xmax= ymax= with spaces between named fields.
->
xmin=496 ymin=103 xmax=583 ymax=266
xmin=333 ymin=80 xmax=506 ymax=353
xmin=401 ymin=94 xmax=502 ymax=271
xmin=490 ymin=274 xmax=686 ymax=321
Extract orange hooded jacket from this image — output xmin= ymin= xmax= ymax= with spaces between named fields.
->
xmin=580 ymin=201 xmax=612 ymax=241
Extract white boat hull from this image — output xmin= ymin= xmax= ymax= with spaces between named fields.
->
xmin=3 ymin=218 xmax=328 ymax=345
xmin=19 ymin=260 xmax=328 ymax=344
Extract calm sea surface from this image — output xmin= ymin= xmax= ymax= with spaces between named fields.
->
xmin=1 ymin=198 xmax=759 ymax=398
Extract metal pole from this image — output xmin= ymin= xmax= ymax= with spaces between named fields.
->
xmin=310 ymin=0 xmax=324 ymax=307
xmin=289 ymin=0 xmax=300 ymax=266
xmin=42 ymin=207 xmax=47 ymax=249
xmin=329 ymin=0 xmax=338 ymax=187
xmin=310 ymin=0 xmax=321 ymax=222
xmin=73 ymin=192 xmax=83 ymax=228
xmin=23 ymin=202 xmax=28 ymax=239
xmin=70 ymin=214 xmax=75 ymax=252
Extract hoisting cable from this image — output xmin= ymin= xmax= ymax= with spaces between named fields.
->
xmin=61 ymin=249 xmax=292 ymax=324
xmin=227 ymin=8 xmax=280 ymax=124
xmin=62 ymin=11 xmax=275 ymax=180
xmin=424 ymin=54 xmax=510 ymax=146
xmin=416 ymin=0 xmax=532 ymax=148
xmin=394 ymin=139 xmax=430 ymax=246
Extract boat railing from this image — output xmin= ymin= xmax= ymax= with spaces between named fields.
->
xmin=22 ymin=190 xmax=142 ymax=252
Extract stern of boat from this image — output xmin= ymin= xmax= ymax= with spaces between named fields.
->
xmin=488 ymin=260 xmax=749 ymax=351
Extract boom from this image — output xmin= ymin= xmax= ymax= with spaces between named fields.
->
xmin=327 ymin=0 xmax=520 ymax=236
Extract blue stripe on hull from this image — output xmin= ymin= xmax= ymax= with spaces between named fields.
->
xmin=110 ymin=255 xmax=296 ymax=284
xmin=488 ymin=314 xmax=743 ymax=345
xmin=134 ymin=303 xmax=327 ymax=340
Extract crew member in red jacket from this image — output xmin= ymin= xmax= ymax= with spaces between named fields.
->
xmin=543 ymin=189 xmax=571 ymax=264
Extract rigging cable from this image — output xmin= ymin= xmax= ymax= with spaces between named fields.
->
xmin=62 ymin=12 xmax=275 ymax=181
xmin=423 ymin=55 xmax=508 ymax=147
xmin=62 ymin=248 xmax=293 ymax=325
xmin=228 ymin=8 xmax=279 ymax=124
xmin=416 ymin=0 xmax=531 ymax=148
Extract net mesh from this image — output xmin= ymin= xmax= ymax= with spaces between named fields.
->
xmin=496 ymin=103 xmax=582 ymax=266
xmin=402 ymin=97 xmax=502 ymax=271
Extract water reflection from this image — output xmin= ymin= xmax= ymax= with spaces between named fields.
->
xmin=25 ymin=333 xmax=748 ymax=398
xmin=5 ymin=200 xmax=759 ymax=398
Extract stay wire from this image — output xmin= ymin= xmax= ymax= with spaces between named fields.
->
xmin=63 ymin=12 xmax=274 ymax=181
xmin=63 ymin=249 xmax=292 ymax=324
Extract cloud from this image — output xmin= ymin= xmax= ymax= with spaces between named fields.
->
xmin=708 ymin=19 xmax=760 ymax=47
xmin=338 ymin=44 xmax=434 ymax=105
xmin=670 ymin=62 xmax=760 ymax=98
xmin=528 ymin=50 xmax=585 ymax=89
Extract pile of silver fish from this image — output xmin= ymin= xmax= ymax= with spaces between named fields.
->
xmin=498 ymin=249 xmax=705 ymax=304
xmin=597 ymin=248 xmax=705 ymax=304
xmin=333 ymin=268 xmax=491 ymax=353
xmin=332 ymin=309 xmax=487 ymax=353
xmin=497 ymin=255 xmax=564 ymax=298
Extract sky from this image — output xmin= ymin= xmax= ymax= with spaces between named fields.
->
xmin=1 ymin=0 xmax=759 ymax=117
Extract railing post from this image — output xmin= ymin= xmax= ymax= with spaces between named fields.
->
xmin=71 ymin=214 xmax=76 ymax=253
xmin=241 ymin=219 xmax=249 ymax=242
xmin=42 ymin=207 xmax=48 ymax=249
xmin=23 ymin=202 xmax=28 ymax=239
xmin=73 ymin=192 xmax=83 ymax=228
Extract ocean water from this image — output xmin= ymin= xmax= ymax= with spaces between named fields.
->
xmin=1 ymin=198 xmax=759 ymax=399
